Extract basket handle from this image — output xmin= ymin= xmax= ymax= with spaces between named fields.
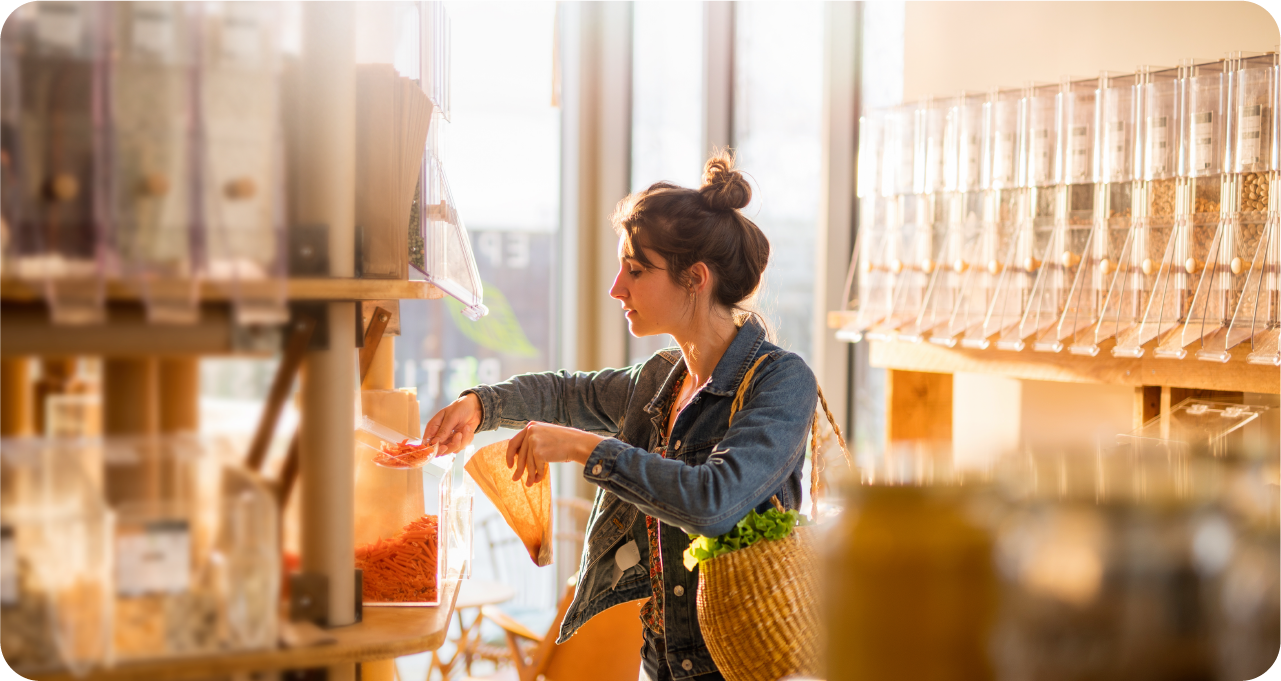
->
xmin=730 ymin=356 xmax=853 ymax=518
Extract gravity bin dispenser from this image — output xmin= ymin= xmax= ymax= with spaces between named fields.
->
xmin=1100 ymin=66 xmax=1183 ymax=357
xmin=953 ymin=87 xmax=1024 ymax=348
xmin=1019 ymin=77 xmax=1100 ymax=352
xmin=868 ymin=97 xmax=951 ymax=341
xmin=990 ymin=82 xmax=1063 ymax=350
xmin=1062 ymin=71 xmax=1140 ymax=356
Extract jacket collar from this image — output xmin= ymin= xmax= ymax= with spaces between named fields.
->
xmin=642 ymin=318 xmax=768 ymax=415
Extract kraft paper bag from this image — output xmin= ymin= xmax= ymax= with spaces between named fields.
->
xmin=465 ymin=440 xmax=553 ymax=566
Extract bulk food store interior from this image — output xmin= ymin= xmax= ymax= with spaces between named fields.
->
xmin=2 ymin=2 xmax=1280 ymax=681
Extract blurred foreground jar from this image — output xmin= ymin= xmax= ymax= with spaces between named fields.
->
xmin=824 ymin=445 xmax=998 ymax=681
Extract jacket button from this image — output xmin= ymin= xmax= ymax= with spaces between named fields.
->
xmin=673 ymin=585 xmax=684 ymax=596
xmin=591 ymin=464 xmax=602 ymax=475
xmin=681 ymin=659 xmax=693 ymax=671
xmin=673 ymin=440 xmax=681 ymax=450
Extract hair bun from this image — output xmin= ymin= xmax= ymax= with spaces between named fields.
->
xmin=699 ymin=151 xmax=752 ymax=211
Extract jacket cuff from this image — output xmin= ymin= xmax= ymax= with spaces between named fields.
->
xmin=462 ymin=385 xmax=501 ymax=432
xmin=583 ymin=438 xmax=629 ymax=480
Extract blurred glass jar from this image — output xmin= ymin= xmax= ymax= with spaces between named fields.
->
xmin=990 ymin=446 xmax=1229 ymax=681
xmin=824 ymin=442 xmax=999 ymax=681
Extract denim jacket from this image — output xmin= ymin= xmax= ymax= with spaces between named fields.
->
xmin=464 ymin=318 xmax=817 ymax=678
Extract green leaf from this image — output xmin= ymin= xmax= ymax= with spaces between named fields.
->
xmin=445 ymin=281 xmax=540 ymax=357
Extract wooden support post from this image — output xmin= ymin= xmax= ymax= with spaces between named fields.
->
xmin=103 ymin=359 xmax=159 ymax=436
xmin=0 ymin=358 xmax=33 ymax=436
xmin=886 ymin=369 xmax=953 ymax=444
xmin=158 ymin=358 xmax=200 ymax=433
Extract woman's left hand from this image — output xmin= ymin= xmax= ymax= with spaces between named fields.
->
xmin=507 ymin=422 xmax=605 ymax=487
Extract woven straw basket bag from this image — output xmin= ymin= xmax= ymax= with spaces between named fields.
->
xmin=695 ymin=356 xmax=851 ymax=681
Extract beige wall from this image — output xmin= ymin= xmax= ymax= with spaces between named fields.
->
xmin=904 ymin=1 xmax=1280 ymax=101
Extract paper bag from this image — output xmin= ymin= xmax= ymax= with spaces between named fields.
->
xmin=465 ymin=440 xmax=553 ymax=566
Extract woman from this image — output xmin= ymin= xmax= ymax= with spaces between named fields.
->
xmin=423 ymin=152 xmax=817 ymax=680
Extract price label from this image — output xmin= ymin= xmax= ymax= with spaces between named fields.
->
xmin=1238 ymin=105 xmax=1266 ymax=167
xmin=221 ymin=13 xmax=261 ymax=64
xmin=37 ymin=2 xmax=83 ymax=52
xmin=116 ymin=520 xmax=190 ymax=596
xmin=132 ymin=5 xmax=174 ymax=59
xmin=994 ymin=132 xmax=1016 ymax=185
xmin=1069 ymin=125 xmax=1090 ymax=181
xmin=1108 ymin=121 xmax=1128 ymax=177
xmin=1 ymin=526 xmax=16 ymax=606
xmin=1032 ymin=128 xmax=1052 ymax=184
xmin=1194 ymin=111 xmax=1215 ymax=171
xmin=1147 ymin=116 xmax=1169 ymax=175
xmin=965 ymin=133 xmax=981 ymax=187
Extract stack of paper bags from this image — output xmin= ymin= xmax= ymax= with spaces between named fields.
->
xmin=465 ymin=440 xmax=553 ymax=566
xmin=356 ymin=64 xmax=434 ymax=279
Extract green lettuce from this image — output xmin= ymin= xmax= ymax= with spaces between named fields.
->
xmin=682 ymin=506 xmax=804 ymax=571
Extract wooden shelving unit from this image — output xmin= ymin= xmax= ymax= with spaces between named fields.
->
xmin=0 ymin=277 xmax=445 ymax=304
xmin=32 ymin=581 xmax=460 ymax=681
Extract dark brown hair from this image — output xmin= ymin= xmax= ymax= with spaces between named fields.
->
xmin=612 ymin=151 xmax=770 ymax=321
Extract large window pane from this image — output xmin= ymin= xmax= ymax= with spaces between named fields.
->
xmin=733 ymin=2 xmax=824 ymax=362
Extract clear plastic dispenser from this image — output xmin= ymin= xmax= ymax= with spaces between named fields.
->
xmin=1183 ymin=53 xmax=1278 ymax=362
xmin=414 ymin=151 xmax=486 ymax=319
xmin=200 ymin=3 xmax=287 ymax=325
xmin=104 ymin=435 xmax=279 ymax=661
xmin=1226 ymin=57 xmax=1281 ymax=365
xmin=920 ymin=94 xmax=985 ymax=346
xmin=1020 ymin=78 xmax=1098 ymax=352
xmin=1102 ymin=67 xmax=1182 ymax=357
xmin=869 ymin=98 xmax=950 ymax=340
xmin=953 ymin=87 xmax=1022 ymax=349
xmin=107 ymin=3 xmax=199 ymax=324
xmin=9 ymin=2 xmax=108 ymax=324
xmin=1062 ymin=72 xmax=1139 ymax=356
xmin=422 ymin=1 xmax=451 ymax=121
xmin=1135 ymin=59 xmax=1230 ymax=359
xmin=838 ymin=110 xmax=887 ymax=342
xmin=354 ymin=419 xmax=461 ymax=606
xmin=988 ymin=83 xmax=1060 ymax=350
xmin=1 ymin=438 xmax=113 ymax=677
xmin=1117 ymin=398 xmax=1266 ymax=458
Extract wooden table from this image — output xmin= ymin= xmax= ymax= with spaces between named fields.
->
xmin=33 ymin=580 xmax=461 ymax=681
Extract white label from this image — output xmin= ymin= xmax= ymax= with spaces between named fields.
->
xmin=1238 ymin=105 xmax=1265 ymax=166
xmin=610 ymin=539 xmax=640 ymax=590
xmin=1032 ymin=128 xmax=1052 ymax=183
xmin=1194 ymin=111 xmax=1215 ymax=171
xmin=1069 ymin=125 xmax=1090 ymax=181
xmin=995 ymin=132 xmax=1016 ymax=185
xmin=1109 ymin=121 xmax=1128 ymax=177
xmin=965 ymin=133 xmax=981 ymax=186
xmin=116 ymin=520 xmax=190 ymax=596
xmin=1 ymin=527 xmax=15 ymax=606
xmin=1148 ymin=116 xmax=1169 ymax=175
xmin=132 ymin=5 xmax=174 ymax=59
xmin=37 ymin=2 xmax=83 ymax=52
xmin=221 ymin=14 xmax=260 ymax=64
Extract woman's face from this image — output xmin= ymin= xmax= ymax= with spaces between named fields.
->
xmin=609 ymin=236 xmax=692 ymax=337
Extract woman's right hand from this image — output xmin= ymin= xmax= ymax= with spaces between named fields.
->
xmin=423 ymin=393 xmax=482 ymax=455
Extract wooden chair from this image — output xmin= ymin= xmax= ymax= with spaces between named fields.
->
xmin=465 ymin=584 xmax=644 ymax=681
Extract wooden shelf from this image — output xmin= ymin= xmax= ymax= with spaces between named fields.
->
xmin=32 ymin=580 xmax=460 ymax=681
xmin=0 ymin=277 xmax=444 ymax=303
xmin=828 ymin=311 xmax=1280 ymax=394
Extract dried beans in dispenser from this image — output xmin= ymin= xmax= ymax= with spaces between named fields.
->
xmin=949 ymin=87 xmax=1022 ymax=348
xmin=988 ymin=83 xmax=1060 ymax=349
xmin=1139 ymin=59 xmax=1229 ymax=358
xmin=1184 ymin=53 xmax=1278 ymax=362
xmin=1063 ymin=72 xmax=1139 ymax=356
xmin=1102 ymin=66 xmax=1182 ymax=357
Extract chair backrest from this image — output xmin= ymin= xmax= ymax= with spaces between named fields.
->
xmin=478 ymin=512 xmax=557 ymax=612
xmin=528 ymin=586 xmax=644 ymax=681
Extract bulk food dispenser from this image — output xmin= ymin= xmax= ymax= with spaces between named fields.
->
xmin=1101 ymin=66 xmax=1182 ymax=357
xmin=1017 ymin=77 xmax=1098 ymax=352
xmin=107 ymin=2 xmax=199 ymax=324
xmin=7 ymin=2 xmax=109 ymax=325
xmin=905 ymin=94 xmax=984 ymax=343
xmin=867 ymin=97 xmax=950 ymax=341
xmin=200 ymin=2 xmax=288 ymax=325
xmin=838 ymin=111 xmax=886 ymax=342
xmin=989 ymin=82 xmax=1062 ymax=350
xmin=1180 ymin=53 xmax=1278 ymax=362
xmin=1062 ymin=72 xmax=1140 ymax=356
xmin=1226 ymin=56 xmax=1281 ymax=366
xmin=1123 ymin=59 xmax=1229 ymax=358
xmin=951 ymin=87 xmax=1022 ymax=348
